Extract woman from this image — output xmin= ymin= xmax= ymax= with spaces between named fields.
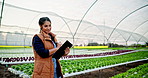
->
xmin=32 ymin=17 xmax=70 ymax=78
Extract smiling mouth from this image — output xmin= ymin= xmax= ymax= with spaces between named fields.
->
xmin=46 ymin=30 xmax=51 ymax=32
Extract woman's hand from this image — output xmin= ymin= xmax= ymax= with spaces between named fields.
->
xmin=56 ymin=42 xmax=62 ymax=49
xmin=49 ymin=42 xmax=62 ymax=56
xmin=64 ymin=47 xmax=70 ymax=56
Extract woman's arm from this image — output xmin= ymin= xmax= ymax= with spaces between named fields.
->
xmin=33 ymin=35 xmax=50 ymax=58
xmin=33 ymin=35 xmax=60 ymax=58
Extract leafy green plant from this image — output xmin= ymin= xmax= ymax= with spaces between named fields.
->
xmin=11 ymin=51 xmax=148 ymax=76
xmin=112 ymin=63 xmax=148 ymax=78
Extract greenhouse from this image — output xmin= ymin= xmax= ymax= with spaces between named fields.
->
xmin=0 ymin=0 xmax=148 ymax=78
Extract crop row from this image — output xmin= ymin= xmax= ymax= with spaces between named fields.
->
xmin=61 ymin=50 xmax=133 ymax=59
xmin=10 ymin=51 xmax=148 ymax=76
xmin=60 ymin=51 xmax=148 ymax=74
xmin=1 ymin=50 xmax=133 ymax=64
xmin=11 ymin=63 xmax=34 ymax=76
xmin=2 ymin=57 xmax=34 ymax=62
xmin=112 ymin=63 xmax=148 ymax=78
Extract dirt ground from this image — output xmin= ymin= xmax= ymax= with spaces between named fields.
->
xmin=0 ymin=64 xmax=21 ymax=78
xmin=0 ymin=60 xmax=147 ymax=78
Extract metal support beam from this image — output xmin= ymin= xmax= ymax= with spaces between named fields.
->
xmin=0 ymin=0 xmax=5 ymax=27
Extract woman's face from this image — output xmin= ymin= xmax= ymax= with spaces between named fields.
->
xmin=41 ymin=21 xmax=51 ymax=34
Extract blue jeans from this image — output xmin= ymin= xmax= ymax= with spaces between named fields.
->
xmin=52 ymin=58 xmax=61 ymax=78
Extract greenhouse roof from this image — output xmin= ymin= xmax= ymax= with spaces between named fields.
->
xmin=0 ymin=0 xmax=148 ymax=45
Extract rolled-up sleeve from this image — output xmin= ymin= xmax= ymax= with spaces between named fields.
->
xmin=32 ymin=35 xmax=49 ymax=58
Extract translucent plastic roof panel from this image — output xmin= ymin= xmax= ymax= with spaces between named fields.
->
xmin=0 ymin=0 xmax=148 ymax=46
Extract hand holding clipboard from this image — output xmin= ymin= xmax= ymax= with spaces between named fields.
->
xmin=53 ymin=40 xmax=73 ymax=59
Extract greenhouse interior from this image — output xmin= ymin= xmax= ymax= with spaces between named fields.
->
xmin=0 ymin=0 xmax=148 ymax=78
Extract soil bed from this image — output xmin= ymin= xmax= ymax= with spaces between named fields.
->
xmin=0 ymin=64 xmax=21 ymax=78
xmin=65 ymin=60 xmax=148 ymax=78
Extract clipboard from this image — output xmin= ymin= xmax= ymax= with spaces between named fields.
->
xmin=52 ymin=40 xmax=73 ymax=59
